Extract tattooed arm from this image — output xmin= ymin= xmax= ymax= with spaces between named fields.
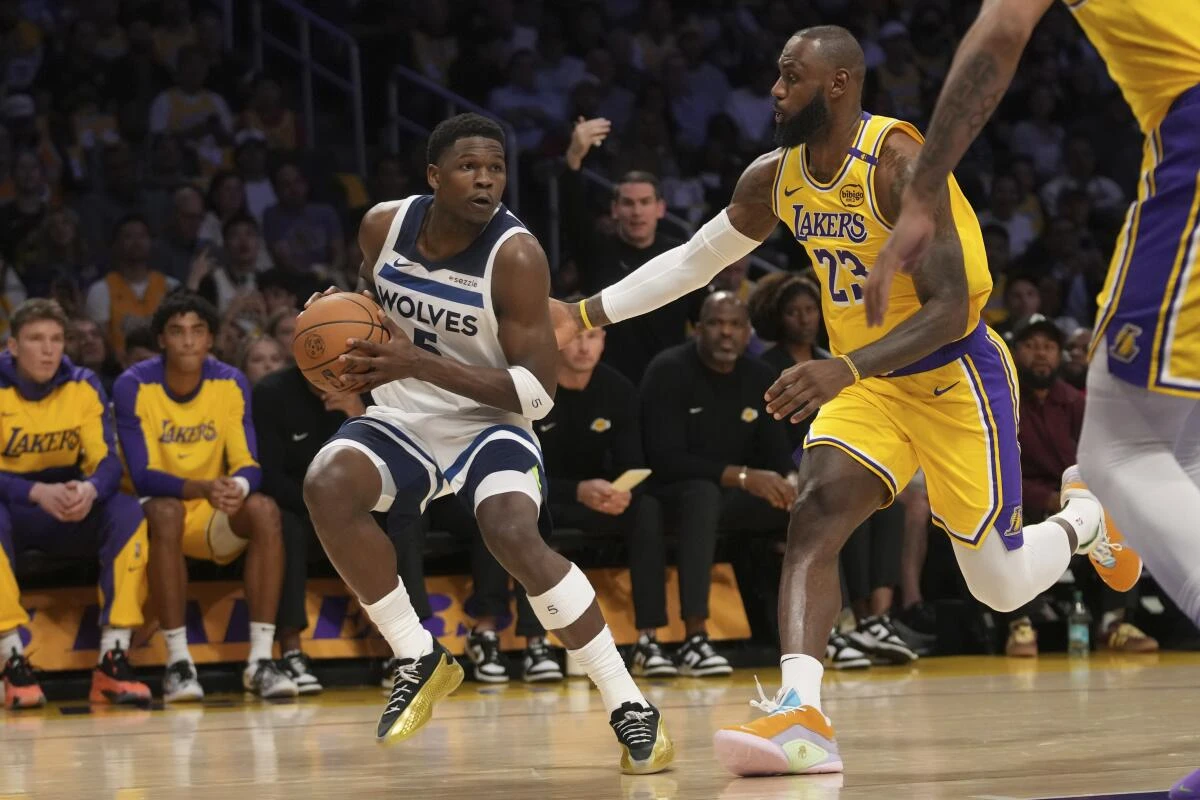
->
xmin=764 ymin=130 xmax=968 ymax=422
xmin=865 ymin=0 xmax=1052 ymax=327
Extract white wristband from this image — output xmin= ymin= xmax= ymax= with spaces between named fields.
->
xmin=600 ymin=209 xmax=762 ymax=324
xmin=508 ymin=365 xmax=554 ymax=420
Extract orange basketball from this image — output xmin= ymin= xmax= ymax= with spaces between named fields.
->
xmin=292 ymin=292 xmax=391 ymax=392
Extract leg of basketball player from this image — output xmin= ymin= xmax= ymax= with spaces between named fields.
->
xmin=475 ymin=490 xmax=674 ymax=774
xmin=1079 ymin=350 xmax=1200 ymax=629
xmin=304 ymin=442 xmax=461 ymax=745
xmin=142 ymin=497 xmax=200 ymax=700
xmin=226 ymin=493 xmax=296 ymax=697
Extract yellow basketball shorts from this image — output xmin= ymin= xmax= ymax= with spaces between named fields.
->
xmin=807 ymin=323 xmax=1025 ymax=551
xmin=180 ymin=497 xmax=247 ymax=565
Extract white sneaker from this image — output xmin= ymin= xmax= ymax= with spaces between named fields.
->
xmin=522 ymin=640 xmax=564 ymax=683
xmin=850 ymin=616 xmax=918 ymax=665
xmin=674 ymin=634 xmax=732 ymax=677
xmin=163 ymin=660 xmax=205 ymax=703
xmin=466 ymin=630 xmax=509 ymax=683
xmin=630 ymin=635 xmax=678 ymax=678
xmin=826 ymin=631 xmax=871 ymax=670
xmin=244 ymin=659 xmax=299 ymax=699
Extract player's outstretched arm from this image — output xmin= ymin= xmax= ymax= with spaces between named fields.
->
xmin=340 ymin=234 xmax=559 ymax=419
xmin=551 ymin=152 xmax=781 ymax=347
xmin=764 ymin=131 xmax=969 ymax=422
xmin=866 ymin=0 xmax=1052 ymax=325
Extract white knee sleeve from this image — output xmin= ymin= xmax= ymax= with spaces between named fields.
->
xmin=526 ymin=563 xmax=595 ymax=631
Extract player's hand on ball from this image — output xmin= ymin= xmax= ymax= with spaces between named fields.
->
xmin=338 ymin=313 xmax=421 ymax=391
xmin=305 ymin=285 xmax=374 ymax=310
xmin=765 ymin=358 xmax=857 ymax=423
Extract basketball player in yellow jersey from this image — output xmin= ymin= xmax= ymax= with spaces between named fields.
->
xmin=550 ymin=25 xmax=1141 ymax=776
xmin=870 ymin=6 xmax=1200 ymax=793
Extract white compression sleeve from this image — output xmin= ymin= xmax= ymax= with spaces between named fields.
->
xmin=599 ymin=210 xmax=762 ymax=324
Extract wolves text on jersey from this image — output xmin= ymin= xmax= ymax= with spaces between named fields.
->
xmin=377 ymin=287 xmax=481 ymax=337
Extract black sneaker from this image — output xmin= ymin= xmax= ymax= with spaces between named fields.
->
xmin=380 ymin=657 xmax=399 ymax=689
xmin=674 ymin=633 xmax=732 ymax=677
xmin=280 ymin=650 xmax=323 ymax=695
xmin=609 ymin=700 xmax=674 ymax=774
xmin=630 ymin=634 xmax=678 ymax=678
xmin=378 ymin=639 xmax=464 ymax=744
xmin=849 ymin=615 xmax=919 ymax=665
xmin=465 ymin=629 xmax=509 ymax=683
xmin=522 ymin=640 xmax=563 ymax=683
xmin=2 ymin=650 xmax=45 ymax=709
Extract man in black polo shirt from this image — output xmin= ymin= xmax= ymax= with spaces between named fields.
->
xmin=252 ymin=366 xmax=428 ymax=689
xmin=642 ymin=292 xmax=796 ymax=675
xmin=562 ymin=117 xmax=705 ymax=383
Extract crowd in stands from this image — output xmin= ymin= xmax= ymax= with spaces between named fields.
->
xmin=0 ymin=0 xmax=1183 ymax=705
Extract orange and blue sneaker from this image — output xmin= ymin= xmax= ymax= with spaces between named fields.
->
xmin=90 ymin=646 xmax=152 ymax=705
xmin=1062 ymin=466 xmax=1143 ymax=592
xmin=713 ymin=680 xmax=843 ymax=776
xmin=2 ymin=650 xmax=46 ymax=710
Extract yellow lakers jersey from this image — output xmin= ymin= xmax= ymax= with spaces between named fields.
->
xmin=773 ymin=112 xmax=992 ymax=358
xmin=1064 ymin=0 xmax=1200 ymax=134
xmin=112 ymin=356 xmax=261 ymax=497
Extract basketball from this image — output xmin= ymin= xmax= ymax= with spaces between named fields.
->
xmin=292 ymin=292 xmax=391 ymax=392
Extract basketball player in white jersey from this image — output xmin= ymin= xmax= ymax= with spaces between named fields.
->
xmin=301 ymin=113 xmax=673 ymax=775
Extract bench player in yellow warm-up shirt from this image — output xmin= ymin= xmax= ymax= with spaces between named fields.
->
xmin=549 ymin=25 xmax=1141 ymax=776
xmin=869 ymin=4 xmax=1200 ymax=794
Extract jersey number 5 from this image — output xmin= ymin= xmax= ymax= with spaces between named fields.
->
xmin=814 ymin=248 xmax=869 ymax=306
xmin=413 ymin=329 xmax=441 ymax=356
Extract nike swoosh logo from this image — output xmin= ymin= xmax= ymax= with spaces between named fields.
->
xmin=292 ymin=432 xmax=310 ymax=441
xmin=688 ymin=407 xmax=704 ymax=414
xmin=538 ymin=422 xmax=557 ymax=432
xmin=783 ymin=185 xmax=802 ymax=197
xmin=933 ymin=382 xmax=960 ymax=397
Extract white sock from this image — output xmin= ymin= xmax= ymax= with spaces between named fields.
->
xmin=163 ymin=626 xmax=192 ymax=665
xmin=248 ymin=622 xmax=276 ymax=664
xmin=780 ymin=653 xmax=824 ymax=711
xmin=1053 ymin=496 xmax=1103 ymax=554
xmin=362 ymin=577 xmax=433 ymax=660
xmin=99 ymin=627 xmax=132 ymax=662
xmin=0 ymin=628 xmax=22 ymax=658
xmin=568 ymin=625 xmax=645 ymax=713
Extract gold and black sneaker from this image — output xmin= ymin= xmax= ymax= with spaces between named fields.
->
xmin=609 ymin=700 xmax=675 ymax=774
xmin=377 ymin=639 xmax=464 ymax=744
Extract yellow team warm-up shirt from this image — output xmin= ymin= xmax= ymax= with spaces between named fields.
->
xmin=112 ymin=356 xmax=261 ymax=497
xmin=772 ymin=111 xmax=992 ymax=359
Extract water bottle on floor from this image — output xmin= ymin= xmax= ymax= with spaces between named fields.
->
xmin=1068 ymin=591 xmax=1091 ymax=657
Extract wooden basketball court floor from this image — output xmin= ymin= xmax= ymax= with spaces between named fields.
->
xmin=2 ymin=652 xmax=1197 ymax=800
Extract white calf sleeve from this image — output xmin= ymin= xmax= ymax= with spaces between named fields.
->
xmin=1079 ymin=350 xmax=1200 ymax=627
xmin=527 ymin=563 xmax=595 ymax=631
xmin=954 ymin=522 xmax=1072 ymax=613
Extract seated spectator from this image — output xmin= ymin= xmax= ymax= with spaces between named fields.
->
xmin=749 ymin=273 xmax=828 ymax=453
xmin=233 ymin=133 xmax=277 ymax=223
xmin=258 ymin=269 xmax=305 ymax=318
xmin=155 ymin=185 xmax=219 ymax=285
xmin=537 ymin=325 xmax=673 ymax=679
xmin=993 ymin=273 xmax=1041 ymax=342
xmin=85 ymin=215 xmax=179 ymax=357
xmin=148 ymin=46 xmax=232 ymax=173
xmin=240 ymin=77 xmax=299 ymax=152
xmin=641 ymin=292 xmax=796 ymax=674
xmin=252 ymin=362 xmax=371 ymax=694
xmin=980 ymin=224 xmax=1012 ymax=326
xmin=487 ymin=49 xmax=564 ymax=153
xmin=265 ymin=307 xmax=297 ymax=357
xmin=212 ymin=290 xmax=267 ymax=365
xmin=1062 ymin=327 xmax=1091 ymax=391
xmin=121 ymin=322 xmax=159 ymax=367
xmin=197 ymin=214 xmax=264 ymax=313
xmin=238 ymin=335 xmax=286 ymax=386
xmin=0 ymin=149 xmax=48 ymax=280
xmin=710 ymin=256 xmax=756 ymax=305
xmin=1006 ymin=318 xmax=1156 ymax=656
xmin=68 ymin=317 xmax=123 ymax=395
xmin=1040 ymin=134 xmax=1125 ymax=219
xmin=978 ymin=174 xmax=1036 ymax=259
xmin=0 ymin=299 xmax=150 ymax=709
xmin=74 ymin=143 xmax=168 ymax=257
xmin=113 ymin=292 xmax=297 ymax=701
xmin=261 ymin=161 xmax=344 ymax=279
xmin=24 ymin=207 xmax=98 ymax=299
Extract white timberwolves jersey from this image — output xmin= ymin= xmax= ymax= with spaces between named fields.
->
xmin=369 ymin=195 xmax=531 ymax=416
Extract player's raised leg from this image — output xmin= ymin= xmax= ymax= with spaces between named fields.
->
xmin=304 ymin=428 xmax=461 ymax=745
xmin=467 ymin=440 xmax=672 ymax=775
xmin=714 ymin=445 xmax=881 ymax=777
